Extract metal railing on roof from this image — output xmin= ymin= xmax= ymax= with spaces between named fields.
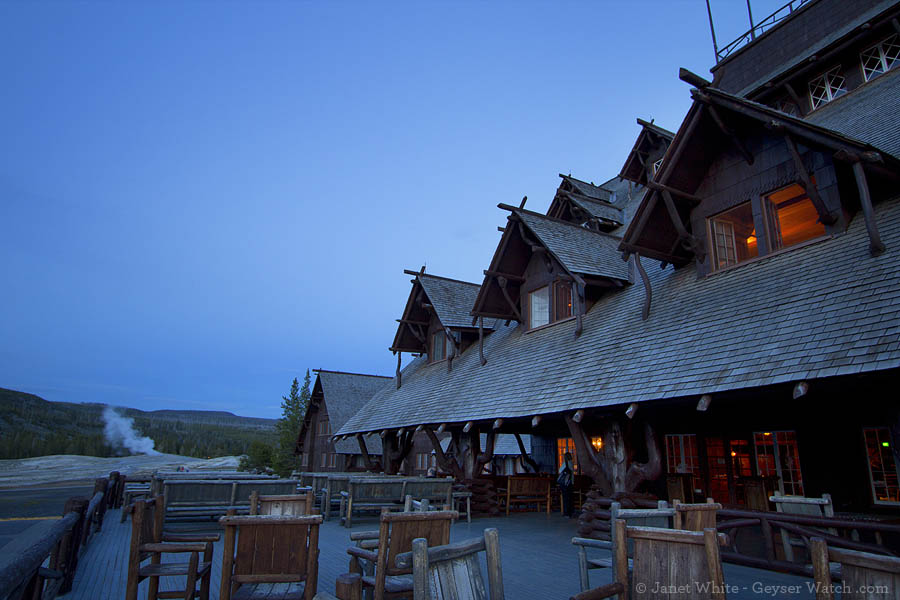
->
xmin=714 ymin=0 xmax=815 ymax=63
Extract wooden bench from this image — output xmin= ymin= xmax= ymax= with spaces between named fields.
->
xmin=340 ymin=478 xmax=408 ymax=528
xmin=151 ymin=471 xmax=278 ymax=495
xmin=505 ymin=476 xmax=550 ymax=515
xmin=810 ymin=537 xmax=900 ymax=599
xmin=401 ymin=478 xmax=454 ymax=509
xmin=771 ymin=492 xmax=833 ymax=561
xmin=162 ymin=479 xmax=299 ymax=520
xmin=249 ymin=491 xmax=315 ymax=516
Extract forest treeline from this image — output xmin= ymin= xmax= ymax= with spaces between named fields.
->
xmin=0 ymin=388 xmax=277 ymax=460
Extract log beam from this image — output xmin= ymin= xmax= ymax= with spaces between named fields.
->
xmin=572 ymin=410 xmax=585 ymax=423
xmin=644 ymin=181 xmax=702 ymax=205
xmin=531 ymin=415 xmax=542 ymax=428
xmin=851 ymin=160 xmax=886 ymax=255
xmin=783 ymin=134 xmax=837 ymax=225
xmin=496 ymin=276 xmax=522 ymax=322
xmin=634 ymin=254 xmax=652 ymax=321
xmin=707 ymin=104 xmax=754 ymax=165
xmin=514 ymin=433 xmax=540 ymax=474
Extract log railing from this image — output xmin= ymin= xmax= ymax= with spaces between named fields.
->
xmin=578 ymin=495 xmax=900 ymax=578
xmin=0 ymin=475 xmax=114 ymax=600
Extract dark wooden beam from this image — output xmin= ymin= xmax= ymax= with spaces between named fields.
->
xmin=634 ymin=254 xmax=652 ymax=321
xmin=496 ymin=276 xmax=522 ymax=322
xmin=679 ymin=67 xmax=711 ymax=88
xmin=619 ymin=241 xmax=687 ymax=267
xmin=707 ymin=104 xmax=754 ymax=165
xmin=478 ymin=316 xmax=487 ymax=366
xmin=783 ymin=134 xmax=837 ymax=225
xmin=483 ymin=270 xmax=525 ymax=283
xmin=396 ymin=351 xmax=402 ymax=389
xmin=661 ymin=189 xmax=705 ymax=261
xmin=397 ymin=318 xmax=430 ymax=326
xmin=405 ymin=322 xmax=426 ymax=344
xmin=514 ymin=432 xmax=540 ymax=474
xmin=783 ymin=82 xmax=807 ymax=117
xmin=851 ymin=161 xmax=886 ymax=255
xmin=644 ymin=181 xmax=702 ymax=205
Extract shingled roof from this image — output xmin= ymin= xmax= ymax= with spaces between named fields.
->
xmin=513 ymin=208 xmax=631 ymax=281
xmin=417 ymin=274 xmax=485 ymax=329
xmin=439 ymin=434 xmax=531 ymax=456
xmin=310 ymin=370 xmax=391 ymax=454
xmin=338 ymin=197 xmax=900 ymax=435
xmin=806 ymin=67 xmax=900 ymax=160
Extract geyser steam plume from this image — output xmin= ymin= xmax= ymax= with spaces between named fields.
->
xmin=103 ymin=407 xmax=160 ymax=455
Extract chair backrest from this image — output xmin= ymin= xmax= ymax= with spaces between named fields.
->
xmin=666 ymin=472 xmax=695 ymax=503
xmin=674 ymin=499 xmax=721 ymax=532
xmin=742 ymin=477 xmax=770 ymax=511
xmin=771 ymin=492 xmax=834 ymax=517
xmin=610 ymin=501 xmax=674 ymax=558
xmin=233 ymin=480 xmax=299 ymax=505
xmin=613 ymin=520 xmax=727 ymax=600
xmin=507 ymin=476 xmax=549 ymax=495
xmin=810 ymin=538 xmax=900 ymax=600
xmin=163 ymin=481 xmax=236 ymax=507
xmin=396 ymin=528 xmax=504 ymax=600
xmin=403 ymin=478 xmax=454 ymax=507
xmin=129 ymin=495 xmax=164 ymax=564
xmin=219 ymin=514 xmax=323 ymax=600
xmin=350 ymin=477 xmax=407 ymax=503
xmin=375 ymin=511 xmax=458 ymax=587
xmin=249 ymin=491 xmax=315 ymax=516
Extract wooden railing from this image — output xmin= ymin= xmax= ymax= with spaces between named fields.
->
xmin=0 ymin=473 xmax=119 ymax=600
xmin=579 ymin=495 xmax=900 ymax=578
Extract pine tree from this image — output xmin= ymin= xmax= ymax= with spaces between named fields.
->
xmin=272 ymin=371 xmax=311 ymax=476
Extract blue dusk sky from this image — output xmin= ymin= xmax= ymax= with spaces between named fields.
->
xmin=1 ymin=1 xmax=790 ymax=418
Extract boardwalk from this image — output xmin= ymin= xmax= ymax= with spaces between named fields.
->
xmin=64 ymin=508 xmax=817 ymax=600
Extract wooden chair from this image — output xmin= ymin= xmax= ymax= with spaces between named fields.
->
xmin=810 ymin=537 xmax=900 ymax=600
xmin=572 ymin=519 xmax=729 ymax=600
xmin=771 ymin=492 xmax=833 ymax=561
xmin=125 ymin=495 xmax=218 ymax=600
xmin=346 ymin=510 xmax=458 ymax=600
xmin=674 ymin=498 xmax=721 ymax=531
xmin=394 ymin=528 xmax=504 ymax=600
xmin=571 ymin=501 xmax=673 ymax=593
xmin=249 ymin=491 xmax=315 ymax=515
xmin=219 ymin=514 xmax=323 ymax=600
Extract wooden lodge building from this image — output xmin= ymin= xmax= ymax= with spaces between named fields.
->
xmin=321 ymin=0 xmax=900 ymax=517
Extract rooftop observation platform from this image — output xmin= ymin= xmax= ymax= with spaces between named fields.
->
xmin=62 ymin=508 xmax=818 ymax=600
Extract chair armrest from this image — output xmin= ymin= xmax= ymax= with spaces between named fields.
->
xmin=350 ymin=530 xmax=379 ymax=542
xmin=358 ymin=540 xmax=379 ymax=550
xmin=570 ymin=582 xmax=625 ymax=600
xmin=162 ymin=533 xmax=221 ymax=543
xmin=140 ymin=542 xmax=207 ymax=554
xmin=347 ymin=546 xmax=378 ymax=563
xmin=571 ymin=537 xmax=612 ymax=550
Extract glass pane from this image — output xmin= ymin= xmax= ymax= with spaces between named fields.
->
xmin=431 ymin=333 xmax=445 ymax=361
xmin=709 ymin=202 xmax=757 ymax=270
xmin=530 ymin=286 xmax=550 ymax=328
xmin=766 ymin=184 xmax=826 ymax=249
xmin=864 ymin=427 xmax=900 ymax=503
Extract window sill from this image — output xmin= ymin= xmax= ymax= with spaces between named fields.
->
xmin=705 ymin=234 xmax=832 ymax=278
xmin=525 ymin=315 xmax=576 ymax=334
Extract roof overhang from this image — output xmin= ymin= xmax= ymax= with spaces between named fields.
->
xmin=619 ymin=118 xmax=675 ymax=185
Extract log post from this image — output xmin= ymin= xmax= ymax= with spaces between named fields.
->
xmin=356 ymin=435 xmax=382 ymax=472
xmin=851 ymin=160 xmax=886 ymax=255
xmin=424 ymin=428 xmax=463 ymax=480
xmin=59 ymin=497 xmax=88 ymax=594
xmin=514 ymin=433 xmax=540 ymax=473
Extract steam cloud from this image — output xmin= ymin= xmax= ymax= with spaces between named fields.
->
xmin=103 ymin=407 xmax=160 ymax=455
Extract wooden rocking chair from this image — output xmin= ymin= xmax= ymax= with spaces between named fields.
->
xmin=125 ymin=495 xmax=218 ymax=600
xmin=346 ymin=510 xmax=458 ymax=600
xmin=249 ymin=490 xmax=315 ymax=515
xmin=219 ymin=514 xmax=323 ymax=600
xmin=673 ymin=498 xmax=721 ymax=531
xmin=394 ymin=528 xmax=504 ymax=600
xmin=572 ymin=519 xmax=729 ymax=600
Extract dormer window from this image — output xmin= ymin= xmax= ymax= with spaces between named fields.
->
xmin=860 ymin=34 xmax=900 ymax=82
xmin=708 ymin=184 xmax=827 ymax=272
xmin=652 ymin=158 xmax=663 ymax=175
xmin=808 ymin=66 xmax=846 ymax=109
xmin=528 ymin=281 xmax=573 ymax=330
xmin=430 ymin=331 xmax=448 ymax=362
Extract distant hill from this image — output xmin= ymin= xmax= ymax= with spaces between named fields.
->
xmin=0 ymin=387 xmax=277 ymax=460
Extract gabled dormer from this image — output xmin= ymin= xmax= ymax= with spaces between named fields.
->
xmin=472 ymin=205 xmax=632 ymax=338
xmin=390 ymin=269 xmax=492 ymax=381
xmin=547 ymin=174 xmax=624 ymax=232
xmin=620 ymin=82 xmax=900 ymax=277
xmin=619 ymin=118 xmax=675 ymax=186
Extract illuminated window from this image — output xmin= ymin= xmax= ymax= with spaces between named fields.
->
xmin=529 ymin=286 xmax=550 ymax=328
xmin=553 ymin=281 xmax=573 ymax=322
xmin=808 ymin=66 xmax=846 ymax=109
xmin=863 ymin=427 xmax=899 ymax=504
xmin=861 ymin=34 xmax=900 ymax=82
xmin=557 ymin=438 xmax=577 ymax=472
xmin=764 ymin=184 xmax=826 ymax=250
xmin=754 ymin=431 xmax=804 ymax=496
xmin=708 ymin=202 xmax=758 ymax=270
xmin=665 ymin=434 xmax=699 ymax=475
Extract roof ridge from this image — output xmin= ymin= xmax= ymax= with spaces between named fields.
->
xmin=562 ymin=190 xmax=617 ymax=209
xmin=498 ymin=203 xmax=624 ymax=242
xmin=314 ymin=369 xmax=392 ymax=379
xmin=558 ymin=173 xmax=613 ymax=192
xmin=636 ymin=117 xmax=676 ymax=139
xmin=409 ymin=271 xmax=482 ymax=288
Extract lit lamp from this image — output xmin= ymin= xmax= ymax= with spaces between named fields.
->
xmin=591 ymin=437 xmax=603 ymax=452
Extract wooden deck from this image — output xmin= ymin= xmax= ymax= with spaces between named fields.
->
xmin=63 ymin=508 xmax=818 ymax=600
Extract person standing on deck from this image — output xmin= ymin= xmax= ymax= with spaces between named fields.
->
xmin=558 ymin=452 xmax=575 ymax=517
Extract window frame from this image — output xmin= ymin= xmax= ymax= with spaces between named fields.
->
xmin=753 ymin=430 xmax=804 ymax=497
xmin=429 ymin=331 xmax=449 ymax=363
xmin=860 ymin=33 xmax=900 ymax=82
xmin=527 ymin=280 xmax=575 ymax=331
xmin=528 ymin=285 xmax=550 ymax=329
xmin=706 ymin=201 xmax=758 ymax=272
xmin=807 ymin=66 xmax=847 ymax=110
xmin=863 ymin=427 xmax=900 ymax=506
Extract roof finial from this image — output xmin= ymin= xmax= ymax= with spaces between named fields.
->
xmin=420 ymin=264 xmax=426 ymax=274
xmin=519 ymin=196 xmax=527 ymax=209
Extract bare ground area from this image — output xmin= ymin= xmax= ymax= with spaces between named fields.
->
xmin=0 ymin=453 xmax=242 ymax=489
